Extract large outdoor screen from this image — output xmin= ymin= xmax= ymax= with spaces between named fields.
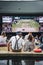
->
xmin=2 ymin=16 xmax=42 ymax=32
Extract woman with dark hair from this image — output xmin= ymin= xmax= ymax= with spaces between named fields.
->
xmin=24 ymin=32 xmax=33 ymax=40
xmin=22 ymin=35 xmax=35 ymax=65
xmin=24 ymin=35 xmax=35 ymax=52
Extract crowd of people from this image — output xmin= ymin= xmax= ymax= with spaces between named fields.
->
xmin=0 ymin=31 xmax=43 ymax=65
xmin=7 ymin=32 xmax=43 ymax=51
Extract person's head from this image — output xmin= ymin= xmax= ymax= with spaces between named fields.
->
xmin=16 ymin=31 xmax=22 ymax=37
xmin=29 ymin=32 xmax=32 ymax=35
xmin=28 ymin=35 xmax=33 ymax=42
xmin=1 ymin=31 xmax=6 ymax=37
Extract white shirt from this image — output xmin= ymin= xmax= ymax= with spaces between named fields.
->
xmin=9 ymin=35 xmax=24 ymax=49
xmin=0 ymin=36 xmax=7 ymax=44
xmin=0 ymin=36 xmax=3 ymax=44
xmin=3 ymin=37 xmax=7 ymax=44
xmin=24 ymin=34 xmax=29 ymax=40
xmin=23 ymin=40 xmax=35 ymax=51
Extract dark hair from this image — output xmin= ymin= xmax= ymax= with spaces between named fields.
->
xmin=28 ymin=35 xmax=32 ymax=42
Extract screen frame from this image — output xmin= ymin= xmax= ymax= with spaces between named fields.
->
xmin=0 ymin=13 xmax=43 ymax=33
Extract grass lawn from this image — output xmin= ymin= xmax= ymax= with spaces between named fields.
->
xmin=12 ymin=19 xmax=40 ymax=28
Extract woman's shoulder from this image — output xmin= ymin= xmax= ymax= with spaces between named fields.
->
xmin=25 ymin=40 xmax=29 ymax=44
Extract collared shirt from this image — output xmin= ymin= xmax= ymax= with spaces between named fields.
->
xmin=9 ymin=35 xmax=24 ymax=49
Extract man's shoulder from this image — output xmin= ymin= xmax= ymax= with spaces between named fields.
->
xmin=10 ymin=36 xmax=15 ymax=39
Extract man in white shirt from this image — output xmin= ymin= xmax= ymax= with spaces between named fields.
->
xmin=8 ymin=31 xmax=24 ymax=65
xmin=8 ymin=31 xmax=24 ymax=51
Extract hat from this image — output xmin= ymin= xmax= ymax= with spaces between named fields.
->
xmin=16 ymin=31 xmax=22 ymax=35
